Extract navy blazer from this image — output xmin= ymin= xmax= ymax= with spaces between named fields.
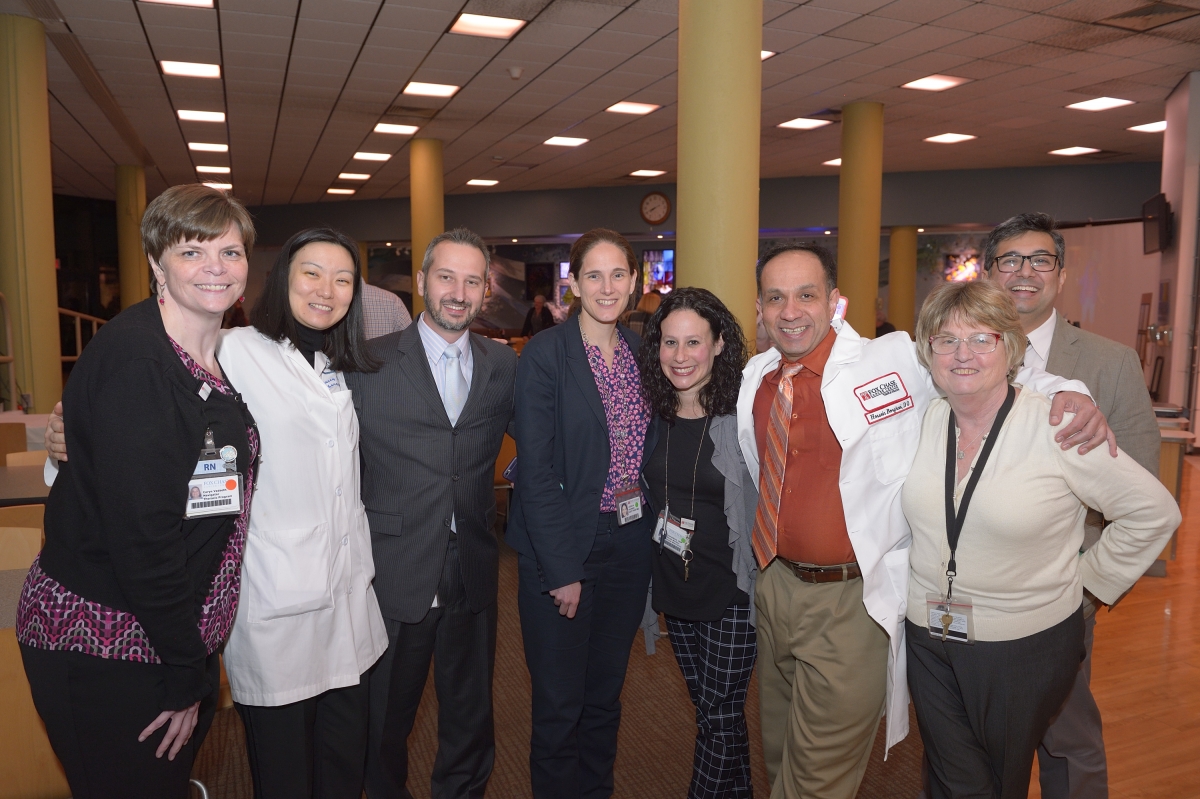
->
xmin=507 ymin=315 xmax=654 ymax=591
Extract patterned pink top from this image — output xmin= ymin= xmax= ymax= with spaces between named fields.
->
xmin=583 ymin=332 xmax=651 ymax=513
xmin=15 ymin=339 xmax=259 ymax=662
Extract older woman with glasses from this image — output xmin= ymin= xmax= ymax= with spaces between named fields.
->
xmin=902 ymin=280 xmax=1179 ymax=799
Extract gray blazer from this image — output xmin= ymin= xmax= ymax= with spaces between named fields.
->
xmin=1044 ymin=314 xmax=1160 ymax=549
xmin=346 ymin=323 xmax=517 ymax=623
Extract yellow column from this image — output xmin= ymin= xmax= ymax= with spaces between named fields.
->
xmin=888 ymin=226 xmax=917 ymax=335
xmin=836 ymin=102 xmax=884 ymax=336
xmin=675 ymin=0 xmax=762 ymax=335
xmin=116 ymin=164 xmax=149 ymax=308
xmin=409 ymin=138 xmax=444 ymax=317
xmin=0 ymin=15 xmax=62 ymax=413
xmin=358 ymin=241 xmax=369 ymax=283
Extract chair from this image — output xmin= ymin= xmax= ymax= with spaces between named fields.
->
xmin=6 ymin=450 xmax=46 ymax=467
xmin=0 ymin=526 xmax=70 ymax=798
xmin=492 ymin=434 xmax=517 ymax=536
xmin=0 ymin=422 xmax=26 ymax=461
xmin=0 ymin=505 xmax=45 ymax=535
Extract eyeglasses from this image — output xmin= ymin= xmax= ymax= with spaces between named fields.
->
xmin=928 ymin=332 xmax=1002 ymax=355
xmin=991 ymin=254 xmax=1059 ymax=273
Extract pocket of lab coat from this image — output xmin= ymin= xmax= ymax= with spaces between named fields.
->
xmin=244 ymin=523 xmax=334 ymax=623
xmin=866 ymin=414 xmax=920 ymax=484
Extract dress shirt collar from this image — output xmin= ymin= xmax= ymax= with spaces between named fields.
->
xmin=418 ymin=312 xmax=470 ymax=361
xmin=1024 ymin=312 xmax=1057 ymax=369
xmin=777 ymin=324 xmax=838 ymax=378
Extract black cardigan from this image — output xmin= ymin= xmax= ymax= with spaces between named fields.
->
xmin=41 ymin=299 xmax=256 ymax=709
xmin=507 ymin=315 xmax=654 ymax=591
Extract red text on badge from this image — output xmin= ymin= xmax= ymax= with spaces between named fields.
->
xmin=854 ymin=372 xmax=913 ymax=424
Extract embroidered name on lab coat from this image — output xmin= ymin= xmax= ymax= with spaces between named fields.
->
xmin=854 ymin=372 xmax=914 ymax=424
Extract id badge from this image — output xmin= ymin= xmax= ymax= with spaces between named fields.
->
xmin=926 ymin=592 xmax=975 ymax=644
xmin=186 ymin=472 xmax=244 ymax=518
xmin=615 ymin=484 xmax=643 ymax=526
xmin=653 ymin=508 xmax=692 ymax=555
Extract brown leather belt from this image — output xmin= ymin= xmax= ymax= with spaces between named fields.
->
xmin=780 ymin=560 xmax=861 ymax=583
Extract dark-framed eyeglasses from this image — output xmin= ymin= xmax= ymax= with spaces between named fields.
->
xmin=991 ymin=254 xmax=1059 ymax=273
xmin=928 ymin=332 xmax=1002 ymax=355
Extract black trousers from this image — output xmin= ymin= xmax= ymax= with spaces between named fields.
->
xmin=517 ymin=512 xmax=654 ymax=799
xmin=666 ymin=603 xmax=757 ymax=799
xmin=1037 ymin=613 xmax=1108 ymax=799
xmin=20 ymin=644 xmax=219 ymax=799
xmin=906 ymin=608 xmax=1085 ymax=799
xmin=365 ymin=537 xmax=497 ymax=799
xmin=235 ymin=677 xmax=370 ymax=799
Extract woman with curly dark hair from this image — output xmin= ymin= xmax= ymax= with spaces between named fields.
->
xmin=637 ymin=288 xmax=759 ymax=798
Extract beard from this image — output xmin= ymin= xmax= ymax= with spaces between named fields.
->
xmin=428 ymin=296 xmax=478 ymax=332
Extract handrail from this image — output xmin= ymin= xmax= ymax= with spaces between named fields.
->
xmin=60 ymin=307 xmax=107 ymax=364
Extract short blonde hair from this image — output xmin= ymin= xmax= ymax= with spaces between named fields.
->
xmin=915 ymin=281 xmax=1027 ymax=381
xmin=142 ymin=184 xmax=256 ymax=264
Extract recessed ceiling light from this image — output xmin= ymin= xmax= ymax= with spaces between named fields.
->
xmin=354 ymin=152 xmax=391 ymax=161
xmin=188 ymin=142 xmax=227 ymax=152
xmin=902 ymin=74 xmax=969 ymax=92
xmin=178 ymin=109 xmax=225 ymax=122
xmin=779 ymin=117 xmax=832 ymax=130
xmin=1129 ymin=120 xmax=1167 ymax=133
xmin=195 ymin=165 xmax=229 ymax=174
xmin=917 ymin=228 xmax=925 ymax=232
xmin=761 ymin=50 xmax=776 ymax=60
xmin=450 ymin=12 xmax=526 ymax=39
xmin=824 ymin=230 xmax=831 ymax=235
xmin=1066 ymin=97 xmax=1134 ymax=111
xmin=327 ymin=188 xmax=356 ymax=195
xmin=141 ymin=0 xmax=213 ymax=7
xmin=823 ymin=158 xmax=841 ymax=166
xmin=545 ymin=136 xmax=587 ymax=147
xmin=512 ymin=238 xmax=518 ymax=242
xmin=374 ymin=123 xmax=419 ymax=135
xmin=631 ymin=169 xmax=666 ymax=177
xmin=607 ymin=101 xmax=660 ymax=115
xmin=924 ymin=133 xmax=976 ymax=143
xmin=1049 ymin=146 xmax=1100 ymax=156
xmin=404 ymin=81 xmax=459 ymax=98
xmin=467 ymin=179 xmax=499 ymax=186
xmin=202 ymin=182 xmax=232 ymax=190
xmin=339 ymin=172 xmax=370 ymax=180
xmin=161 ymin=60 xmax=220 ymax=78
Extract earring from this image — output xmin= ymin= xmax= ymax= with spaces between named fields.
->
xmin=239 ymin=296 xmax=245 ymax=303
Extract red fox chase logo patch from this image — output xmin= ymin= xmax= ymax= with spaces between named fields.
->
xmin=854 ymin=372 xmax=914 ymax=424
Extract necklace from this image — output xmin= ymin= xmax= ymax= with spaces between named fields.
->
xmin=955 ymin=427 xmax=988 ymax=460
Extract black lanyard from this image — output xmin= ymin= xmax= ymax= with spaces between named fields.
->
xmin=943 ymin=385 xmax=1015 ymax=601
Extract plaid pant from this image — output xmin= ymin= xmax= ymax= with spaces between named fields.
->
xmin=666 ymin=603 xmax=757 ymax=799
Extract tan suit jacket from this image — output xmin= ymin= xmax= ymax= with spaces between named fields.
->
xmin=1044 ymin=313 xmax=1161 ymax=548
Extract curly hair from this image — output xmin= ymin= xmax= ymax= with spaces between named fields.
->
xmin=637 ymin=288 xmax=749 ymax=423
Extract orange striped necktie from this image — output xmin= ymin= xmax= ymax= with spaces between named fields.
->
xmin=752 ymin=362 xmax=804 ymax=569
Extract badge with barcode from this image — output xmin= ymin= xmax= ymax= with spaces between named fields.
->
xmin=186 ymin=473 xmax=243 ymax=518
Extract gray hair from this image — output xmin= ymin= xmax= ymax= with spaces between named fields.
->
xmin=982 ymin=212 xmax=1065 ymax=274
xmin=420 ymin=227 xmax=490 ymax=274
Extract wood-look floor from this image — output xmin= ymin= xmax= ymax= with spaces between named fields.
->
xmin=1029 ymin=458 xmax=1200 ymax=799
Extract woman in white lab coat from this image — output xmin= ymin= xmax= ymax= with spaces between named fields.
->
xmin=219 ymin=227 xmax=389 ymax=799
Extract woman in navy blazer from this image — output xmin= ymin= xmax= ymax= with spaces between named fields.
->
xmin=508 ymin=229 xmax=655 ymax=799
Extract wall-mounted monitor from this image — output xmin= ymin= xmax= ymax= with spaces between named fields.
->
xmin=1143 ymin=193 xmax=1173 ymax=254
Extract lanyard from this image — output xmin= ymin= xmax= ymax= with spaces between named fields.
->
xmin=664 ymin=415 xmax=710 ymax=521
xmin=942 ymin=385 xmax=1015 ymax=601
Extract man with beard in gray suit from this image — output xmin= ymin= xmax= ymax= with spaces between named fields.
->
xmin=348 ymin=227 xmax=516 ymax=799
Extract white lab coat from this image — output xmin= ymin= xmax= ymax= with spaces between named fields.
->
xmin=218 ymin=327 xmax=388 ymax=707
xmin=736 ymin=320 xmax=1088 ymax=753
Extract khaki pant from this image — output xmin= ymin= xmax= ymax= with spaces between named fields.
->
xmin=755 ymin=560 xmax=890 ymax=799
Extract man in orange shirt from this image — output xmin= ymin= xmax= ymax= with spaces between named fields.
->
xmin=735 ymin=243 xmax=1113 ymax=799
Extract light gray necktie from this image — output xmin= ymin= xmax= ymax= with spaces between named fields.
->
xmin=442 ymin=344 xmax=468 ymax=425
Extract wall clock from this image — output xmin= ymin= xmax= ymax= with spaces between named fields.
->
xmin=640 ymin=191 xmax=671 ymax=226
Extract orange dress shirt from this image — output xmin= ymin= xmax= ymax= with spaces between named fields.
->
xmin=753 ymin=330 xmax=856 ymax=566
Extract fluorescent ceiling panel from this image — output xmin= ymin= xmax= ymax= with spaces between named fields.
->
xmin=1129 ymin=121 xmax=1167 ymax=132
xmin=404 ymin=82 xmax=459 ymax=98
xmin=761 ymin=50 xmax=776 ymax=60
xmin=338 ymin=172 xmax=370 ymax=180
xmin=353 ymin=152 xmax=391 ymax=161
xmin=188 ymin=142 xmax=227 ymax=152
xmin=1049 ymin=146 xmax=1100 ymax=156
xmin=631 ymin=169 xmax=666 ymax=177
xmin=467 ymin=179 xmax=499 ymax=186
xmin=195 ymin=165 xmax=230 ymax=174
xmin=141 ymin=0 xmax=213 ymax=6
xmin=327 ymin=188 xmax=356 ymax=195
xmin=902 ymin=74 xmax=969 ymax=91
xmin=1066 ymin=97 xmax=1134 ymax=111
xmin=178 ymin=109 xmax=225 ymax=122
xmin=375 ymin=123 xmax=419 ymax=135
xmin=778 ymin=117 xmax=832 ymax=130
xmin=450 ymin=13 xmax=526 ymax=39
xmin=202 ymin=182 xmax=231 ymax=190
xmin=544 ymin=136 xmax=587 ymax=147
xmin=607 ymin=101 xmax=660 ymax=115
xmin=823 ymin=158 xmax=841 ymax=166
xmin=161 ymin=61 xmax=220 ymax=78
xmin=924 ymin=133 xmax=976 ymax=143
